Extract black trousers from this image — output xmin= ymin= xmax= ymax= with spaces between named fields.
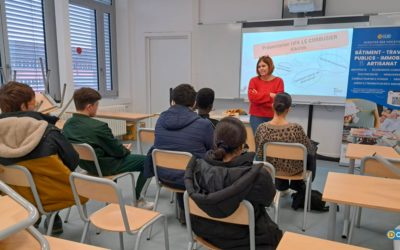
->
xmin=275 ymin=152 xmax=317 ymax=192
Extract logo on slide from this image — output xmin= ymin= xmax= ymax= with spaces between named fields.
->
xmin=387 ymin=229 xmax=400 ymax=240
xmin=377 ymin=33 xmax=392 ymax=40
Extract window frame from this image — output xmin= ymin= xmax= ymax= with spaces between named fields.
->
xmin=69 ymin=0 xmax=118 ymax=97
xmin=0 ymin=0 xmax=61 ymax=100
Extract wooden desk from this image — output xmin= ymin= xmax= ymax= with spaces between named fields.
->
xmin=341 ymin=143 xmax=400 ymax=237
xmin=277 ymin=232 xmax=370 ymax=250
xmin=66 ymin=111 xmax=155 ymax=123
xmin=346 ymin=144 xmax=399 ymax=168
xmin=323 ymin=172 xmax=400 ymax=240
xmin=210 ymin=113 xmax=250 ymax=124
xmin=94 ymin=111 xmax=155 ymax=122
xmin=0 ymin=229 xmax=110 ymax=249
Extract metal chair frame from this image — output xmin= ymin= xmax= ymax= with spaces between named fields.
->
xmin=253 ymin=160 xmax=280 ymax=223
xmin=0 ymin=164 xmax=69 ymax=235
xmin=69 ymin=172 xmax=169 ymax=250
xmin=64 ymin=143 xmax=137 ymax=224
xmin=0 ymin=180 xmax=50 ymax=249
xmin=263 ymin=142 xmax=311 ymax=231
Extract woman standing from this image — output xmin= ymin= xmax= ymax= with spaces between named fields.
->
xmin=248 ymin=56 xmax=284 ymax=134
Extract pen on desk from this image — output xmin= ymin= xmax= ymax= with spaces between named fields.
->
xmin=372 ymin=152 xmax=377 ymax=156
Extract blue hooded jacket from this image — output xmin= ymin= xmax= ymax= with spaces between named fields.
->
xmin=150 ymin=105 xmax=214 ymax=188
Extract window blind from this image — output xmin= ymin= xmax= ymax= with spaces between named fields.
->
xmin=4 ymin=0 xmax=47 ymax=91
xmin=69 ymin=4 xmax=99 ymax=90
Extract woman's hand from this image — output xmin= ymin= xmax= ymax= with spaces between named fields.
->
xmin=250 ymin=88 xmax=258 ymax=94
xmin=123 ymin=143 xmax=132 ymax=151
xmin=270 ymin=92 xmax=276 ymax=98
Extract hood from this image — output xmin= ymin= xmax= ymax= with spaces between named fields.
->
xmin=0 ymin=116 xmax=48 ymax=158
xmin=204 ymin=150 xmax=256 ymax=168
xmin=185 ymin=154 xmax=264 ymax=218
xmin=158 ymin=105 xmax=200 ymax=130
xmin=0 ymin=111 xmax=59 ymax=125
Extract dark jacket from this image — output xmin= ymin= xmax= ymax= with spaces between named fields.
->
xmin=150 ymin=105 xmax=214 ymax=188
xmin=184 ymin=151 xmax=282 ymax=250
xmin=0 ymin=111 xmax=81 ymax=211
xmin=63 ymin=113 xmax=137 ymax=176
xmin=199 ymin=113 xmax=219 ymax=128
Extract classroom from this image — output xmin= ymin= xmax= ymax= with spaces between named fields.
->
xmin=0 ymin=0 xmax=399 ymax=249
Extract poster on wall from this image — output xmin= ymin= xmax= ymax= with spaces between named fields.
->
xmin=340 ymin=26 xmax=400 ymax=165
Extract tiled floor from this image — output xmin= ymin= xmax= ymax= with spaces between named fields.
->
xmin=35 ymin=160 xmax=399 ymax=250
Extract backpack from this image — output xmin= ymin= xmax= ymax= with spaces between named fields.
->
xmin=291 ymin=189 xmax=329 ymax=212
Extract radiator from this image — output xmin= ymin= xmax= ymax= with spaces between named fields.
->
xmin=60 ymin=105 xmax=128 ymax=136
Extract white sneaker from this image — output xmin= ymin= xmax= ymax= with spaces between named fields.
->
xmin=136 ymin=198 xmax=154 ymax=210
xmin=280 ymin=189 xmax=291 ymax=197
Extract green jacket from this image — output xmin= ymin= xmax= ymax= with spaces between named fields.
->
xmin=63 ymin=113 xmax=131 ymax=176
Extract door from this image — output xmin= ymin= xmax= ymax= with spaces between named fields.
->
xmin=146 ymin=33 xmax=191 ymax=127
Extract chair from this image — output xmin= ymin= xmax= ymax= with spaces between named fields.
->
xmin=254 ymin=161 xmax=280 ymax=224
xmin=183 ymin=191 xmax=256 ymax=250
xmin=137 ymin=128 xmax=155 ymax=198
xmin=263 ymin=142 xmax=311 ymax=231
xmin=69 ymin=172 xmax=169 ymax=250
xmin=137 ymin=128 xmax=155 ymax=155
xmin=64 ymin=143 xmax=137 ymax=224
xmin=0 ymin=180 xmax=109 ymax=250
xmin=0 ymin=164 xmax=70 ymax=235
xmin=348 ymin=155 xmax=400 ymax=243
xmin=152 ymin=149 xmax=193 ymax=212
xmin=0 ymin=180 xmax=41 ymax=241
xmin=245 ymin=125 xmax=256 ymax=152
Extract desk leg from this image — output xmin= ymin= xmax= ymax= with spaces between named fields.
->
xmin=328 ymin=202 xmax=337 ymax=240
xmin=342 ymin=159 xmax=355 ymax=238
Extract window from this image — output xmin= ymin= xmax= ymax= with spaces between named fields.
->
xmin=0 ymin=0 xmax=60 ymax=98
xmin=69 ymin=0 xmax=117 ymax=96
xmin=1 ymin=0 xmax=44 ymax=91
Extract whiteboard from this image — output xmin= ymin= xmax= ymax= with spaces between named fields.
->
xmin=192 ymin=23 xmax=242 ymax=99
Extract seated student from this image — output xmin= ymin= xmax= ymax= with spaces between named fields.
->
xmin=0 ymin=81 xmax=82 ymax=235
xmin=255 ymin=92 xmax=314 ymax=193
xmin=63 ymin=88 xmax=152 ymax=209
xmin=185 ymin=117 xmax=282 ymax=249
xmin=196 ymin=87 xmax=219 ymax=128
xmin=152 ymin=83 xmax=214 ymax=221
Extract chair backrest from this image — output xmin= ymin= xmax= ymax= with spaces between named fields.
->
xmin=0 ymin=181 xmax=40 ymax=240
xmin=137 ymin=128 xmax=155 ymax=155
xmin=0 ymin=165 xmax=45 ymax=214
xmin=360 ymin=155 xmax=400 ymax=179
xmin=72 ymin=143 xmax=104 ymax=177
xmin=152 ymin=149 xmax=192 ymax=171
xmin=183 ymin=191 xmax=255 ymax=250
xmin=253 ymin=161 xmax=276 ymax=182
xmin=0 ymin=164 xmax=31 ymax=187
xmin=245 ymin=125 xmax=256 ymax=152
xmin=263 ymin=142 xmax=307 ymax=178
xmin=70 ymin=172 xmax=120 ymax=204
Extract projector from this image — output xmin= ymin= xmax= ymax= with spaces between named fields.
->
xmin=287 ymin=0 xmax=316 ymax=13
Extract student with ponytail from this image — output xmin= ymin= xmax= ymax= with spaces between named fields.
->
xmin=185 ymin=117 xmax=282 ymax=250
xmin=255 ymin=92 xmax=313 ymax=193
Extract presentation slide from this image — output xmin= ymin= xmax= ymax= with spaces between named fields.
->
xmin=240 ymin=28 xmax=354 ymax=103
